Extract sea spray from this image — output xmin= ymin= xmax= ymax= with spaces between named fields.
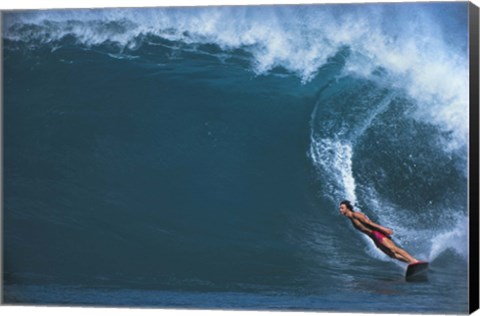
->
xmin=429 ymin=214 xmax=468 ymax=262
xmin=309 ymin=138 xmax=356 ymax=205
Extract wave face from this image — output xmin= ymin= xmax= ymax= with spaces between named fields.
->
xmin=2 ymin=3 xmax=469 ymax=313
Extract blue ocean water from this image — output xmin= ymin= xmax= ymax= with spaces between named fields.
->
xmin=2 ymin=3 xmax=470 ymax=313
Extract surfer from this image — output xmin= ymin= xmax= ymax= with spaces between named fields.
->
xmin=339 ymin=200 xmax=419 ymax=264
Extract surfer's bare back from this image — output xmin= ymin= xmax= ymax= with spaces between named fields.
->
xmin=339 ymin=200 xmax=419 ymax=264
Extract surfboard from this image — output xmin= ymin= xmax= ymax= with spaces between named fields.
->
xmin=405 ymin=261 xmax=429 ymax=281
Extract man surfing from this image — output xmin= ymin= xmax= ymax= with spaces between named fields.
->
xmin=339 ymin=200 xmax=420 ymax=264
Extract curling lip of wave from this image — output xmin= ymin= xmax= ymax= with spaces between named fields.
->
xmin=2 ymin=4 xmax=469 ymax=151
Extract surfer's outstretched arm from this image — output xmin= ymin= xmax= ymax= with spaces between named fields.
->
xmin=353 ymin=213 xmax=418 ymax=264
xmin=353 ymin=213 xmax=393 ymax=236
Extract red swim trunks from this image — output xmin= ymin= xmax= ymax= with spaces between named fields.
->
xmin=370 ymin=230 xmax=387 ymax=246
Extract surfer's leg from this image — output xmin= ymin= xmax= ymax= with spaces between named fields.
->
xmin=379 ymin=238 xmax=418 ymax=264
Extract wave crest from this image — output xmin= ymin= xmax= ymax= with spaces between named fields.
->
xmin=4 ymin=4 xmax=469 ymax=174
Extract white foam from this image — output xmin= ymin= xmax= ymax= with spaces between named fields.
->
xmin=4 ymin=4 xmax=469 ymax=152
xmin=348 ymin=17 xmax=468 ymax=152
xmin=309 ymin=138 xmax=357 ymax=205
xmin=3 ymin=4 xmax=469 ymax=153
xmin=429 ymin=214 xmax=468 ymax=261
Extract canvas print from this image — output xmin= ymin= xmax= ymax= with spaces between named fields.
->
xmin=1 ymin=2 xmax=476 ymax=314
